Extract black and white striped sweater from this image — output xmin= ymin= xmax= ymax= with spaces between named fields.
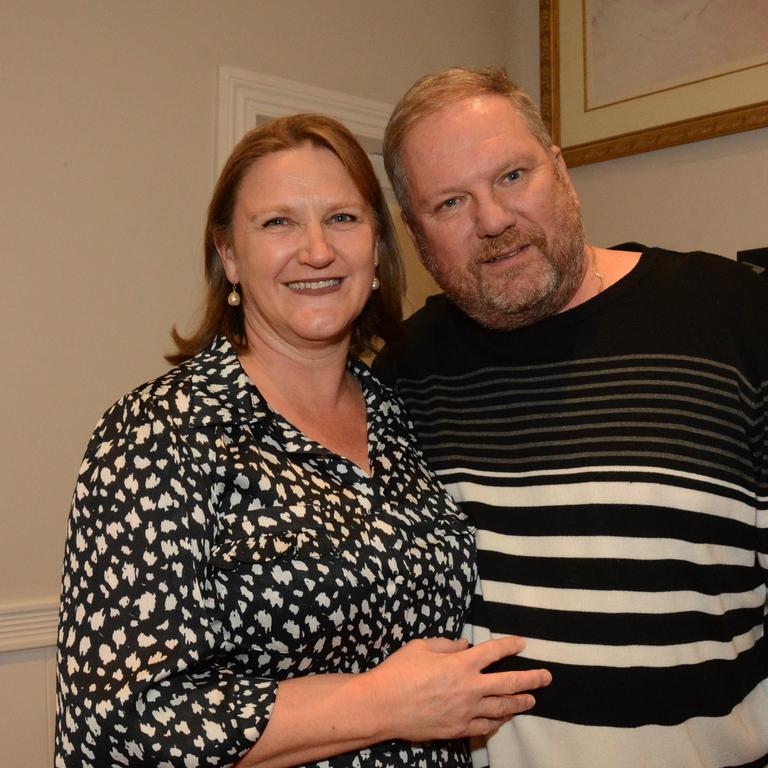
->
xmin=375 ymin=246 xmax=768 ymax=768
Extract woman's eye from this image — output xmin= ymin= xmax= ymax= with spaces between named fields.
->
xmin=503 ymin=170 xmax=522 ymax=183
xmin=263 ymin=217 xmax=287 ymax=228
xmin=329 ymin=212 xmax=356 ymax=224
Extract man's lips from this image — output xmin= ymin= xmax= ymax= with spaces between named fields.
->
xmin=483 ymin=244 xmax=528 ymax=265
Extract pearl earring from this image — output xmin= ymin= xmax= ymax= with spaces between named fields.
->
xmin=371 ymin=274 xmax=380 ymax=291
xmin=227 ymin=283 xmax=241 ymax=306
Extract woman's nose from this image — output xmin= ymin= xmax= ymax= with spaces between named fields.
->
xmin=299 ymin=224 xmax=335 ymax=267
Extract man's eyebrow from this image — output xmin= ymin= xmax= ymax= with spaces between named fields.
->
xmin=417 ymin=154 xmax=536 ymax=204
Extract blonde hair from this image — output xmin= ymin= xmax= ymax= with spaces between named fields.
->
xmin=384 ymin=66 xmax=552 ymax=218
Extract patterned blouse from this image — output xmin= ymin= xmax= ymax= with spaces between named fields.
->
xmin=55 ymin=336 xmax=476 ymax=767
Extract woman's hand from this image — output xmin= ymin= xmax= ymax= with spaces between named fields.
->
xmin=364 ymin=635 xmax=551 ymax=741
xmin=237 ymin=635 xmax=549 ymax=768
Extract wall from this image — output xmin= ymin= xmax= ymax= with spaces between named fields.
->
xmin=505 ymin=3 xmax=768 ymax=258
xmin=5 ymin=0 xmax=766 ymax=761
xmin=571 ymin=128 xmax=768 ymax=258
xmin=0 ymin=0 xmax=513 ymax=763
xmin=2 ymin=0 xmax=514 ymax=610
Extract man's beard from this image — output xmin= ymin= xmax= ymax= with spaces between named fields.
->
xmin=417 ymin=187 xmax=586 ymax=331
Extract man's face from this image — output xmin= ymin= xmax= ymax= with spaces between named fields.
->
xmin=400 ymin=95 xmax=586 ymax=330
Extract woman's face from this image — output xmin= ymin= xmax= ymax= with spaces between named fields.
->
xmin=219 ymin=144 xmax=377 ymax=355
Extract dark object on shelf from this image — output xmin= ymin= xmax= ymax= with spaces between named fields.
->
xmin=737 ymin=247 xmax=768 ymax=281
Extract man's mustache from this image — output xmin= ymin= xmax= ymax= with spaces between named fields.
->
xmin=475 ymin=228 xmax=546 ymax=263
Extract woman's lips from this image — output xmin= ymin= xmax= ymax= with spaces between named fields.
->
xmin=285 ymin=278 xmax=343 ymax=292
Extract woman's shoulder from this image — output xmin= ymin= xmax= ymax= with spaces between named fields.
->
xmin=87 ymin=336 xmax=244 ymax=449
xmin=351 ymin=357 xmax=408 ymax=417
xmin=81 ymin=364 xmax=191 ymax=471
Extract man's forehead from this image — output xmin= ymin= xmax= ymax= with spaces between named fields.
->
xmin=404 ymin=95 xmax=536 ymax=156
xmin=400 ymin=95 xmax=544 ymax=189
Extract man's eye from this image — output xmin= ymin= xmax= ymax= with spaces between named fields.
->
xmin=329 ymin=213 xmax=356 ymax=223
xmin=439 ymin=198 xmax=459 ymax=211
xmin=263 ymin=217 xmax=287 ymax=227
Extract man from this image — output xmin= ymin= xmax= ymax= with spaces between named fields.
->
xmin=374 ymin=67 xmax=768 ymax=768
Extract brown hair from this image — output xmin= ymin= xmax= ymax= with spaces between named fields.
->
xmin=383 ymin=66 xmax=552 ymax=218
xmin=168 ymin=113 xmax=404 ymax=364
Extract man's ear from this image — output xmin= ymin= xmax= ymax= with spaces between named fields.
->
xmin=401 ymin=209 xmax=418 ymax=248
xmin=550 ymin=145 xmax=580 ymax=208
xmin=551 ymin=145 xmax=567 ymax=173
xmin=551 ymin=145 xmax=572 ymax=179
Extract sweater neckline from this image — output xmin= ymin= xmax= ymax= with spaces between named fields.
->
xmin=448 ymin=247 xmax=656 ymax=340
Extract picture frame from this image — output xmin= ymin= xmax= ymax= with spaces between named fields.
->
xmin=540 ymin=0 xmax=768 ymax=166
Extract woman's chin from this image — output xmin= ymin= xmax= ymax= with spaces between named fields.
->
xmin=289 ymin=323 xmax=353 ymax=351
xmin=289 ymin=313 xmax=356 ymax=347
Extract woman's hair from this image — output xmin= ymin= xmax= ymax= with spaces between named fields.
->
xmin=383 ymin=66 xmax=552 ymax=219
xmin=168 ymin=113 xmax=404 ymax=364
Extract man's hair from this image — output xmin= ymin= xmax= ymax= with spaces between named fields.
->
xmin=168 ymin=113 xmax=404 ymax=364
xmin=383 ymin=66 xmax=552 ymax=217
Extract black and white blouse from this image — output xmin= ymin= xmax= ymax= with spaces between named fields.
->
xmin=55 ymin=336 xmax=476 ymax=767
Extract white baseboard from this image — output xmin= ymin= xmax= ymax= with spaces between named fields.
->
xmin=0 ymin=601 xmax=58 ymax=653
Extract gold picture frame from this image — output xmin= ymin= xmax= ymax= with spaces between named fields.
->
xmin=540 ymin=0 xmax=768 ymax=166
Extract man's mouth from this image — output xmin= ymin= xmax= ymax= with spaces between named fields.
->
xmin=285 ymin=278 xmax=343 ymax=291
xmin=484 ymin=245 xmax=527 ymax=264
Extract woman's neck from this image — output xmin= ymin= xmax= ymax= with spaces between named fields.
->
xmin=237 ymin=334 xmax=371 ymax=475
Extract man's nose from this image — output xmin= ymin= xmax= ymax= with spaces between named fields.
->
xmin=475 ymin=193 xmax=515 ymax=238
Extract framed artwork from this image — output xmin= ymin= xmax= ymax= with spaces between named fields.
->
xmin=540 ymin=0 xmax=768 ymax=166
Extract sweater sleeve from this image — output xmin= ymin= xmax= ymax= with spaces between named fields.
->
xmin=753 ymin=285 xmax=768 ymax=595
xmin=759 ymin=377 xmax=768 ymax=592
xmin=370 ymin=343 xmax=399 ymax=388
xmin=55 ymin=392 xmax=277 ymax=767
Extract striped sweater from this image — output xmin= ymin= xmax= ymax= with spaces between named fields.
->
xmin=374 ymin=247 xmax=768 ymax=768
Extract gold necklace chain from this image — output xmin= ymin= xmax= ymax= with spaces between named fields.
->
xmin=591 ymin=246 xmax=604 ymax=294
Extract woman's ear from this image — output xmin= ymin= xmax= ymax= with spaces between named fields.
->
xmin=216 ymin=239 xmax=238 ymax=284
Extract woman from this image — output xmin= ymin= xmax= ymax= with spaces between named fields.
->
xmin=55 ymin=114 xmax=550 ymax=767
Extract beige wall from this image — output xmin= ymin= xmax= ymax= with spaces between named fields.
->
xmin=1 ymin=0 xmax=513 ymax=610
xmin=4 ymin=0 xmax=766 ymax=762
xmin=7 ymin=0 xmax=764 ymax=610
xmin=570 ymin=128 xmax=768 ymax=258
xmin=504 ymin=4 xmax=768 ymax=259
xmin=2 ymin=1 xmax=516 ymax=762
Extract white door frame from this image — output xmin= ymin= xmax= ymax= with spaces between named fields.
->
xmin=216 ymin=66 xmax=394 ymax=196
